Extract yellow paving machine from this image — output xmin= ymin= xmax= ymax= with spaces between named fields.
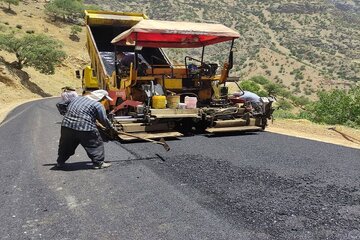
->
xmin=80 ymin=10 xmax=275 ymax=140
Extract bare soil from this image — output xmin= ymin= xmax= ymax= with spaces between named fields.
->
xmin=0 ymin=1 xmax=85 ymax=113
xmin=267 ymin=119 xmax=360 ymax=150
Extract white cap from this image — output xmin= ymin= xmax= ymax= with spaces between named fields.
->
xmin=88 ymin=90 xmax=113 ymax=101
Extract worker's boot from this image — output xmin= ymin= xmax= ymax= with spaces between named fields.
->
xmin=55 ymin=162 xmax=66 ymax=169
xmin=93 ymin=162 xmax=111 ymax=169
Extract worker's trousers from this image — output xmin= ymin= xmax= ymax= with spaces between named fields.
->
xmin=57 ymin=126 xmax=105 ymax=166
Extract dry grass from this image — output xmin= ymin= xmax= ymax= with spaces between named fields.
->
xmin=0 ymin=1 xmax=87 ymax=108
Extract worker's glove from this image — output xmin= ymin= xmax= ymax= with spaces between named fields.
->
xmin=108 ymin=127 xmax=119 ymax=140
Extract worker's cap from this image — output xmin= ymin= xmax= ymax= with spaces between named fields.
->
xmin=89 ymin=90 xmax=113 ymax=101
xmin=62 ymin=86 xmax=76 ymax=91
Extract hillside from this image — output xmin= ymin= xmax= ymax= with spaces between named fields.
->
xmin=86 ymin=0 xmax=359 ymax=97
xmin=0 ymin=1 xmax=359 ymax=148
xmin=0 ymin=0 xmax=86 ymax=112
xmin=1 ymin=0 xmax=359 ymax=104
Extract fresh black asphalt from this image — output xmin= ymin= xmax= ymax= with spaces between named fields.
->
xmin=0 ymin=98 xmax=359 ymax=240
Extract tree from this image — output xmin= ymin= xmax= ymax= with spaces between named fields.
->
xmin=249 ymin=76 xmax=270 ymax=85
xmin=239 ymin=80 xmax=261 ymax=93
xmin=290 ymin=95 xmax=310 ymax=108
xmin=348 ymin=86 xmax=360 ymax=126
xmin=310 ymin=89 xmax=352 ymax=125
xmin=276 ymin=99 xmax=293 ymax=111
xmin=1 ymin=0 xmax=20 ymax=10
xmin=264 ymin=82 xmax=282 ymax=96
xmin=0 ymin=33 xmax=66 ymax=74
xmin=45 ymin=0 xmax=84 ymax=22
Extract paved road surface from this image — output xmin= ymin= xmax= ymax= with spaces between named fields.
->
xmin=0 ymin=98 xmax=359 ymax=240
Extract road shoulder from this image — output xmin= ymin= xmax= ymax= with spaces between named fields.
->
xmin=267 ymin=119 xmax=360 ymax=150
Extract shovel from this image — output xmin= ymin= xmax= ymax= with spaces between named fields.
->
xmin=96 ymin=121 xmax=171 ymax=151
xmin=116 ymin=130 xmax=171 ymax=151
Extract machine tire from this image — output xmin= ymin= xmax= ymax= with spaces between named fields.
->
xmin=194 ymin=120 xmax=208 ymax=133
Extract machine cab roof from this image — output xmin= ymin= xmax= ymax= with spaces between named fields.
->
xmin=111 ymin=19 xmax=240 ymax=48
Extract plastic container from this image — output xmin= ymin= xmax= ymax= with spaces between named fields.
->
xmin=136 ymin=105 xmax=144 ymax=114
xmin=184 ymin=96 xmax=197 ymax=109
xmin=152 ymin=95 xmax=166 ymax=109
xmin=178 ymin=103 xmax=187 ymax=109
xmin=167 ymin=95 xmax=180 ymax=109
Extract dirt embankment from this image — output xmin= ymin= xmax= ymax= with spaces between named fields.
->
xmin=0 ymin=1 xmax=85 ymax=117
xmin=267 ymin=119 xmax=360 ymax=150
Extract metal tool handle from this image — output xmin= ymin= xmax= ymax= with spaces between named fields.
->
xmin=116 ymin=130 xmax=171 ymax=151
xmin=96 ymin=121 xmax=170 ymax=151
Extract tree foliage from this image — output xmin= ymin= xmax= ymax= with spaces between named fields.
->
xmin=45 ymin=0 xmax=84 ymax=22
xmin=289 ymin=95 xmax=310 ymax=108
xmin=237 ymin=76 xmax=360 ymax=128
xmin=0 ymin=0 xmax=19 ymax=10
xmin=249 ymin=76 xmax=270 ymax=85
xmin=304 ymin=86 xmax=360 ymax=127
xmin=238 ymin=76 xmax=272 ymax=97
xmin=239 ymin=80 xmax=260 ymax=93
xmin=0 ymin=33 xmax=66 ymax=74
xmin=264 ymin=82 xmax=282 ymax=96
xmin=276 ymin=99 xmax=293 ymax=111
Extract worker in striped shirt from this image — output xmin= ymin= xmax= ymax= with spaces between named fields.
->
xmin=56 ymin=90 xmax=115 ymax=170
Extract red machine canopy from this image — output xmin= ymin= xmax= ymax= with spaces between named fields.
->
xmin=111 ymin=19 xmax=240 ymax=48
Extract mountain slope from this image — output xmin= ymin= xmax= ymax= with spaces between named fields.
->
xmin=0 ymin=0 xmax=358 ymax=107
xmin=0 ymin=1 xmax=86 ymax=108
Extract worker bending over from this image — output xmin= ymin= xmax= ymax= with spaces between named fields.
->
xmin=56 ymin=90 xmax=115 ymax=170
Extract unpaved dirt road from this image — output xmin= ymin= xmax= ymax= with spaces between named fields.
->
xmin=1 ymin=98 xmax=360 ymax=239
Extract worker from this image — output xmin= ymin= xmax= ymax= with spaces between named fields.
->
xmin=233 ymin=90 xmax=261 ymax=103
xmin=56 ymin=90 xmax=115 ymax=170
xmin=233 ymin=90 xmax=262 ymax=112
xmin=56 ymin=86 xmax=78 ymax=115
xmin=116 ymin=52 xmax=135 ymax=68
xmin=61 ymin=86 xmax=78 ymax=101
xmin=116 ymin=52 xmax=148 ymax=76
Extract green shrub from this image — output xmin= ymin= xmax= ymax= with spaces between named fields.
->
xmin=264 ymin=82 xmax=282 ymax=95
xmin=290 ymin=95 xmax=310 ymax=107
xmin=249 ymin=76 xmax=270 ymax=85
xmin=313 ymin=90 xmax=351 ymax=124
xmin=70 ymin=25 xmax=82 ymax=36
xmin=301 ymin=87 xmax=360 ymax=127
xmin=278 ymin=89 xmax=292 ymax=98
xmin=273 ymin=110 xmax=299 ymax=119
xmin=298 ymin=110 xmax=313 ymax=120
xmin=276 ymin=99 xmax=293 ymax=111
xmin=257 ymin=90 xmax=268 ymax=97
xmin=239 ymin=80 xmax=261 ymax=93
